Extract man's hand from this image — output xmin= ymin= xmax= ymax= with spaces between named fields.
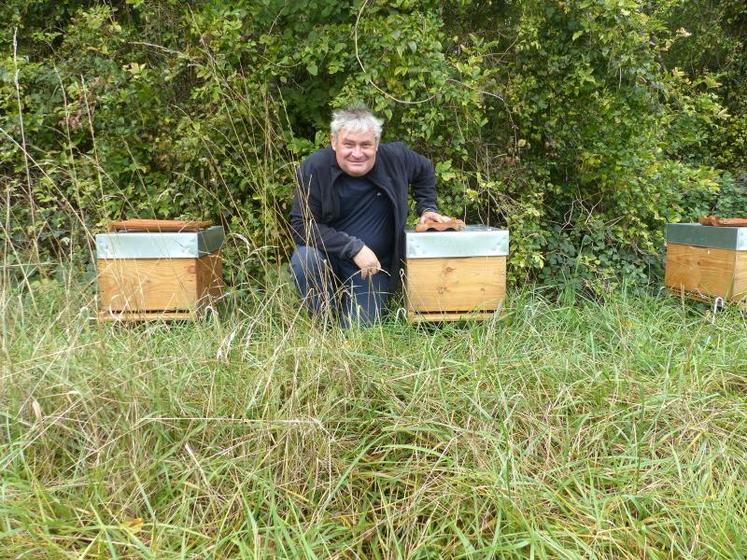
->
xmin=353 ymin=245 xmax=381 ymax=279
xmin=420 ymin=210 xmax=451 ymax=224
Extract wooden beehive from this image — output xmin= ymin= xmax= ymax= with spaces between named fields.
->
xmin=665 ymin=223 xmax=747 ymax=305
xmin=405 ymin=225 xmax=509 ymax=322
xmin=96 ymin=222 xmax=224 ymax=321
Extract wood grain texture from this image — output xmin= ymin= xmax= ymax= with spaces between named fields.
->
xmin=107 ymin=219 xmax=212 ymax=232
xmin=98 ymin=310 xmax=198 ymax=322
xmin=734 ymin=252 xmax=747 ymax=302
xmin=97 ymin=254 xmax=223 ymax=313
xmin=408 ymin=310 xmax=499 ymax=322
xmin=414 ymin=219 xmax=466 ymax=232
xmin=195 ymin=253 xmax=224 ymax=311
xmin=406 ymin=256 xmax=506 ymax=313
xmin=664 ymin=243 xmax=737 ymax=299
xmin=698 ymin=216 xmax=747 ymax=227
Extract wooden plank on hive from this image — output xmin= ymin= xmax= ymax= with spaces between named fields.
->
xmin=98 ymin=258 xmax=199 ymax=312
xmin=98 ymin=310 xmax=198 ymax=322
xmin=407 ymin=310 xmax=498 ymax=322
xmin=195 ymin=253 xmax=224 ymax=311
xmin=698 ymin=216 xmax=747 ymax=227
xmin=734 ymin=252 xmax=747 ymax=302
xmin=406 ymin=256 xmax=506 ymax=313
xmin=414 ymin=219 xmax=466 ymax=232
xmin=664 ymin=244 xmax=736 ymax=299
xmin=108 ymin=219 xmax=213 ymax=232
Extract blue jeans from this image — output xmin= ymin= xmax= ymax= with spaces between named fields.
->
xmin=289 ymin=246 xmax=391 ymax=327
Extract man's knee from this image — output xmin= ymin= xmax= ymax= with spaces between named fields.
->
xmin=343 ymin=279 xmax=391 ymax=327
xmin=290 ymin=246 xmax=325 ymax=281
xmin=290 ymin=246 xmax=338 ymax=296
xmin=346 ymin=302 xmax=384 ymax=327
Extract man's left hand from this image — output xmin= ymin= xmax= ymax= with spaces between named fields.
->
xmin=420 ymin=211 xmax=451 ymax=224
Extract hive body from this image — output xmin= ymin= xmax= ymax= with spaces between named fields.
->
xmin=96 ymin=226 xmax=224 ymax=320
xmin=664 ymin=223 xmax=747 ymax=305
xmin=405 ymin=226 xmax=509 ymax=322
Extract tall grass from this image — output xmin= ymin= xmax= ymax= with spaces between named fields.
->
xmin=2 ymin=29 xmax=746 ymax=558
xmin=1 ymin=272 xmax=746 ymax=559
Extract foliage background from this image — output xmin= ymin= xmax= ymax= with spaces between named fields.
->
xmin=2 ymin=0 xmax=746 ymax=289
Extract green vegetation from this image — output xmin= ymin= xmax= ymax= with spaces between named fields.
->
xmin=1 ymin=278 xmax=746 ymax=558
xmin=2 ymin=1 xmax=746 ymax=286
xmin=2 ymin=2 xmax=747 ymax=558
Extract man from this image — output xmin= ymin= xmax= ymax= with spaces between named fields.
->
xmin=289 ymin=106 xmax=450 ymax=326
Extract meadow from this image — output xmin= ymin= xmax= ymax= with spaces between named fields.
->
xmin=3 ymin=2 xmax=747 ymax=557
xmin=2 ymin=269 xmax=746 ymax=559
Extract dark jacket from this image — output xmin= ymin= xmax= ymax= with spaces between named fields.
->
xmin=290 ymin=142 xmax=438 ymax=291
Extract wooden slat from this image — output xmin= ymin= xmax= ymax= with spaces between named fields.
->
xmin=664 ymin=243 xmax=737 ymax=299
xmin=734 ymin=252 xmax=747 ymax=302
xmin=98 ymin=310 xmax=198 ymax=322
xmin=107 ymin=219 xmax=212 ymax=232
xmin=408 ymin=310 xmax=498 ymax=322
xmin=665 ymin=287 xmax=712 ymax=303
xmin=195 ymin=253 xmax=224 ymax=311
xmin=98 ymin=258 xmax=200 ymax=312
xmin=698 ymin=216 xmax=747 ymax=227
xmin=414 ymin=219 xmax=466 ymax=232
xmin=406 ymin=256 xmax=506 ymax=313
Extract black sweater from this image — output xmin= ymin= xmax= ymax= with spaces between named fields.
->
xmin=290 ymin=142 xmax=438 ymax=291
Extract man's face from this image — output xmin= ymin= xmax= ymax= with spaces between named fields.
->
xmin=332 ymin=128 xmax=378 ymax=177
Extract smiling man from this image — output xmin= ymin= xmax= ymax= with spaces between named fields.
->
xmin=289 ymin=106 xmax=450 ymax=326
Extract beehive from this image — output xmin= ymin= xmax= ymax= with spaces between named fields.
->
xmin=665 ymin=223 xmax=747 ymax=305
xmin=405 ymin=225 xmax=509 ymax=322
xmin=96 ymin=224 xmax=224 ymax=320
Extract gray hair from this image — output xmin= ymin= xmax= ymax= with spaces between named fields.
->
xmin=330 ymin=107 xmax=383 ymax=141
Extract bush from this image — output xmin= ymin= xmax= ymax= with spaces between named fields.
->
xmin=1 ymin=0 xmax=745 ymax=289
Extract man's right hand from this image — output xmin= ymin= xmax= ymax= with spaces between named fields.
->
xmin=353 ymin=245 xmax=381 ymax=279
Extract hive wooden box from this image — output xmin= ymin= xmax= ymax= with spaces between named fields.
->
xmin=664 ymin=223 xmax=747 ymax=305
xmin=405 ymin=226 xmax=509 ymax=322
xmin=96 ymin=226 xmax=224 ymax=320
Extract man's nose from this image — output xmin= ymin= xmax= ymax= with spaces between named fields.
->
xmin=351 ymin=145 xmax=362 ymax=157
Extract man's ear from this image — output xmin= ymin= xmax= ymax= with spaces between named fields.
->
xmin=330 ymin=134 xmax=336 ymax=151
